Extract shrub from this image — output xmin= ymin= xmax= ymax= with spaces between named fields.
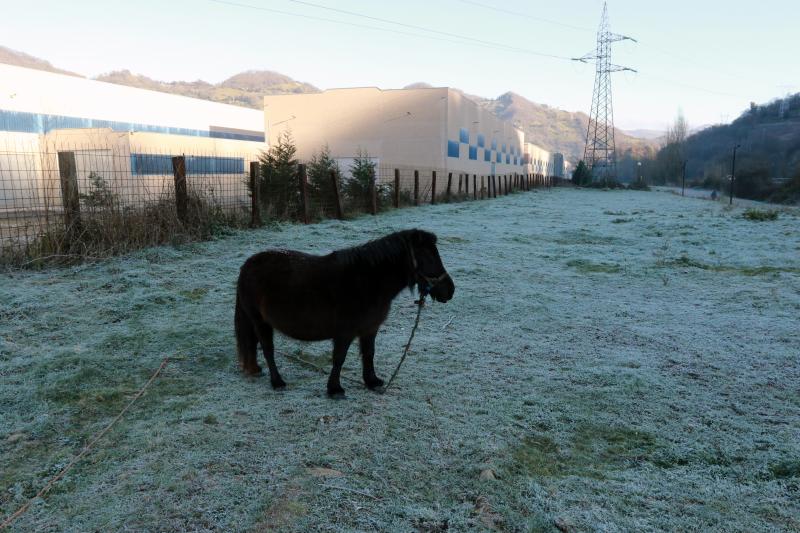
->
xmin=743 ymin=208 xmax=779 ymax=221
xmin=342 ymin=149 xmax=377 ymax=212
xmin=572 ymin=160 xmax=592 ymax=186
xmin=307 ymin=144 xmax=341 ymax=218
xmin=257 ymin=130 xmax=299 ymax=220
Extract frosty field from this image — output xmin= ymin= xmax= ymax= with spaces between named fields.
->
xmin=1 ymin=188 xmax=799 ymax=532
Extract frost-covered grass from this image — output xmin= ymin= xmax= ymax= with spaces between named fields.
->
xmin=1 ymin=189 xmax=799 ymax=532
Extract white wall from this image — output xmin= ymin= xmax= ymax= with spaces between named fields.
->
xmin=0 ymin=64 xmax=264 ymax=138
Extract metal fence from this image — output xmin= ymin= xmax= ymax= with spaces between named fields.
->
xmin=0 ymin=140 xmax=551 ymax=266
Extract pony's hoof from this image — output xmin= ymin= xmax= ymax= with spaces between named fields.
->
xmin=243 ymin=365 xmax=263 ymax=376
xmin=327 ymin=386 xmax=346 ymax=399
xmin=270 ymin=377 xmax=287 ymax=389
xmin=365 ymin=377 xmax=385 ymax=391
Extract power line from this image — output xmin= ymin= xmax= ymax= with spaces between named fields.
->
xmin=284 ymin=0 xmax=573 ymax=59
xmin=208 ymin=0 xmax=574 ymax=61
xmin=453 ymin=0 xmax=595 ymax=32
xmin=455 ymin=0 xmax=763 ymax=89
xmin=208 ymin=0 xmax=756 ymax=103
xmin=634 ymin=71 xmax=747 ymax=99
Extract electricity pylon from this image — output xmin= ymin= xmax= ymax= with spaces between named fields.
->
xmin=574 ymin=2 xmax=636 ymax=184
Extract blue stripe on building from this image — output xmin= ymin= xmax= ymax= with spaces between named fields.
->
xmin=0 ymin=109 xmax=264 ymax=142
xmin=130 ymin=154 xmax=245 ymax=175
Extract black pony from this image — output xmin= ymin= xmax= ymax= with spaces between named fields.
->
xmin=235 ymin=229 xmax=455 ymax=397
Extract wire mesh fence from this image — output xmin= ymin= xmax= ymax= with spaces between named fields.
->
xmin=0 ymin=139 xmax=551 ymax=267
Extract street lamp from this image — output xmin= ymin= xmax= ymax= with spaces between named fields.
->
xmin=637 ymin=161 xmax=642 ymax=184
xmin=730 ymin=144 xmax=740 ymax=205
xmin=681 ymin=160 xmax=687 ymax=197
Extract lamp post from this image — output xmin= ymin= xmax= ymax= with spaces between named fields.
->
xmin=730 ymin=144 xmax=740 ymax=205
xmin=637 ymin=161 xmax=642 ymax=185
xmin=681 ymin=160 xmax=687 ymax=197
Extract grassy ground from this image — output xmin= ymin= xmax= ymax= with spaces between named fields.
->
xmin=1 ymin=189 xmax=799 ymax=532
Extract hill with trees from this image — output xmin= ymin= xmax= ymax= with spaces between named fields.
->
xmin=649 ymin=94 xmax=800 ymax=203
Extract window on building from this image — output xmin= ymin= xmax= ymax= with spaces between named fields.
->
xmin=469 ymin=145 xmax=478 ymax=160
xmin=447 ymin=140 xmax=460 ymax=158
xmin=491 ymin=138 xmax=497 ymax=150
xmin=501 ymin=143 xmax=506 ymax=153
xmin=477 ymin=134 xmax=485 ymax=148
xmin=459 ymin=128 xmax=469 ymax=144
xmin=496 ymin=152 xmax=501 ymax=163
xmin=484 ymin=150 xmax=491 ymax=162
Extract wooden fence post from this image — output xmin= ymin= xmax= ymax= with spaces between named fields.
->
xmin=458 ymin=173 xmax=463 ymax=195
xmin=369 ymin=167 xmax=378 ymax=215
xmin=446 ymin=172 xmax=453 ymax=202
xmin=171 ymin=155 xmax=188 ymax=223
xmin=481 ymin=175 xmax=485 ymax=199
xmin=473 ymin=175 xmax=477 ymax=200
xmin=330 ymin=169 xmax=344 ymax=220
xmin=298 ymin=164 xmax=309 ymax=224
xmin=431 ymin=171 xmax=437 ymax=205
xmin=505 ymin=175 xmax=508 ymax=195
xmin=414 ymin=170 xmax=420 ymax=206
xmin=249 ymin=161 xmax=261 ymax=227
xmin=57 ymin=151 xmax=81 ymax=238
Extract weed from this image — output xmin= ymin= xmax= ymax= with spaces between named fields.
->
xmin=566 ymin=259 xmax=622 ymax=274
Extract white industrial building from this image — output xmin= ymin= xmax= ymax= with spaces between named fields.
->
xmin=0 ymin=64 xmax=266 ymax=212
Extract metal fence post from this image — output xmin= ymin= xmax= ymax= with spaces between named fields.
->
xmin=330 ymin=169 xmax=344 ymax=220
xmin=414 ymin=170 xmax=419 ymax=206
xmin=393 ymin=168 xmax=400 ymax=208
xmin=369 ymin=167 xmax=378 ymax=215
xmin=249 ymin=161 xmax=261 ymax=227
xmin=298 ymin=163 xmax=309 ymax=224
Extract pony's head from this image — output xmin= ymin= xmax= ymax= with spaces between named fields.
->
xmin=407 ymin=229 xmax=455 ymax=303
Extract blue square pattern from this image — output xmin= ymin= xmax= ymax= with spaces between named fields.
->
xmin=496 ymin=152 xmax=502 ymax=163
xmin=506 ymin=154 xmax=511 ymax=164
xmin=491 ymin=138 xmax=497 ymax=150
xmin=477 ymin=134 xmax=485 ymax=148
xmin=459 ymin=128 xmax=469 ymax=144
xmin=469 ymin=145 xmax=478 ymax=160
xmin=484 ymin=149 xmax=491 ymax=162
xmin=501 ymin=143 xmax=506 ymax=154
xmin=447 ymin=140 xmax=460 ymax=158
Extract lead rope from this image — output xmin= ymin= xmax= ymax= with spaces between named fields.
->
xmin=380 ymin=293 xmax=426 ymax=395
xmin=0 ymin=356 xmax=171 ymax=531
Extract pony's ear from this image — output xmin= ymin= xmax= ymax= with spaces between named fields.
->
xmin=411 ymin=229 xmax=437 ymax=245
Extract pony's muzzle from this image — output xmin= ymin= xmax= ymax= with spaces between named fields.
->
xmin=430 ymin=274 xmax=455 ymax=303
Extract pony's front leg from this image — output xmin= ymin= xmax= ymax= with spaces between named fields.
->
xmin=359 ymin=333 xmax=384 ymax=391
xmin=327 ymin=337 xmax=353 ymax=398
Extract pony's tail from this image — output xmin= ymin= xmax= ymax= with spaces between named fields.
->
xmin=234 ymin=289 xmax=257 ymax=367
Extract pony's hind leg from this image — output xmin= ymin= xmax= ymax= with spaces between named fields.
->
xmin=235 ymin=295 xmax=262 ymax=375
xmin=253 ymin=321 xmax=286 ymax=389
xmin=359 ymin=333 xmax=384 ymax=391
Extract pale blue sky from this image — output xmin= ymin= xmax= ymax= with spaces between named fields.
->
xmin=2 ymin=0 xmax=798 ymax=130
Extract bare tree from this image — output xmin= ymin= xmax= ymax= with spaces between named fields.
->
xmin=659 ymin=110 xmax=689 ymax=184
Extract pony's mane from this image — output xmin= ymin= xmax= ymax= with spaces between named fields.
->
xmin=333 ymin=229 xmax=435 ymax=268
